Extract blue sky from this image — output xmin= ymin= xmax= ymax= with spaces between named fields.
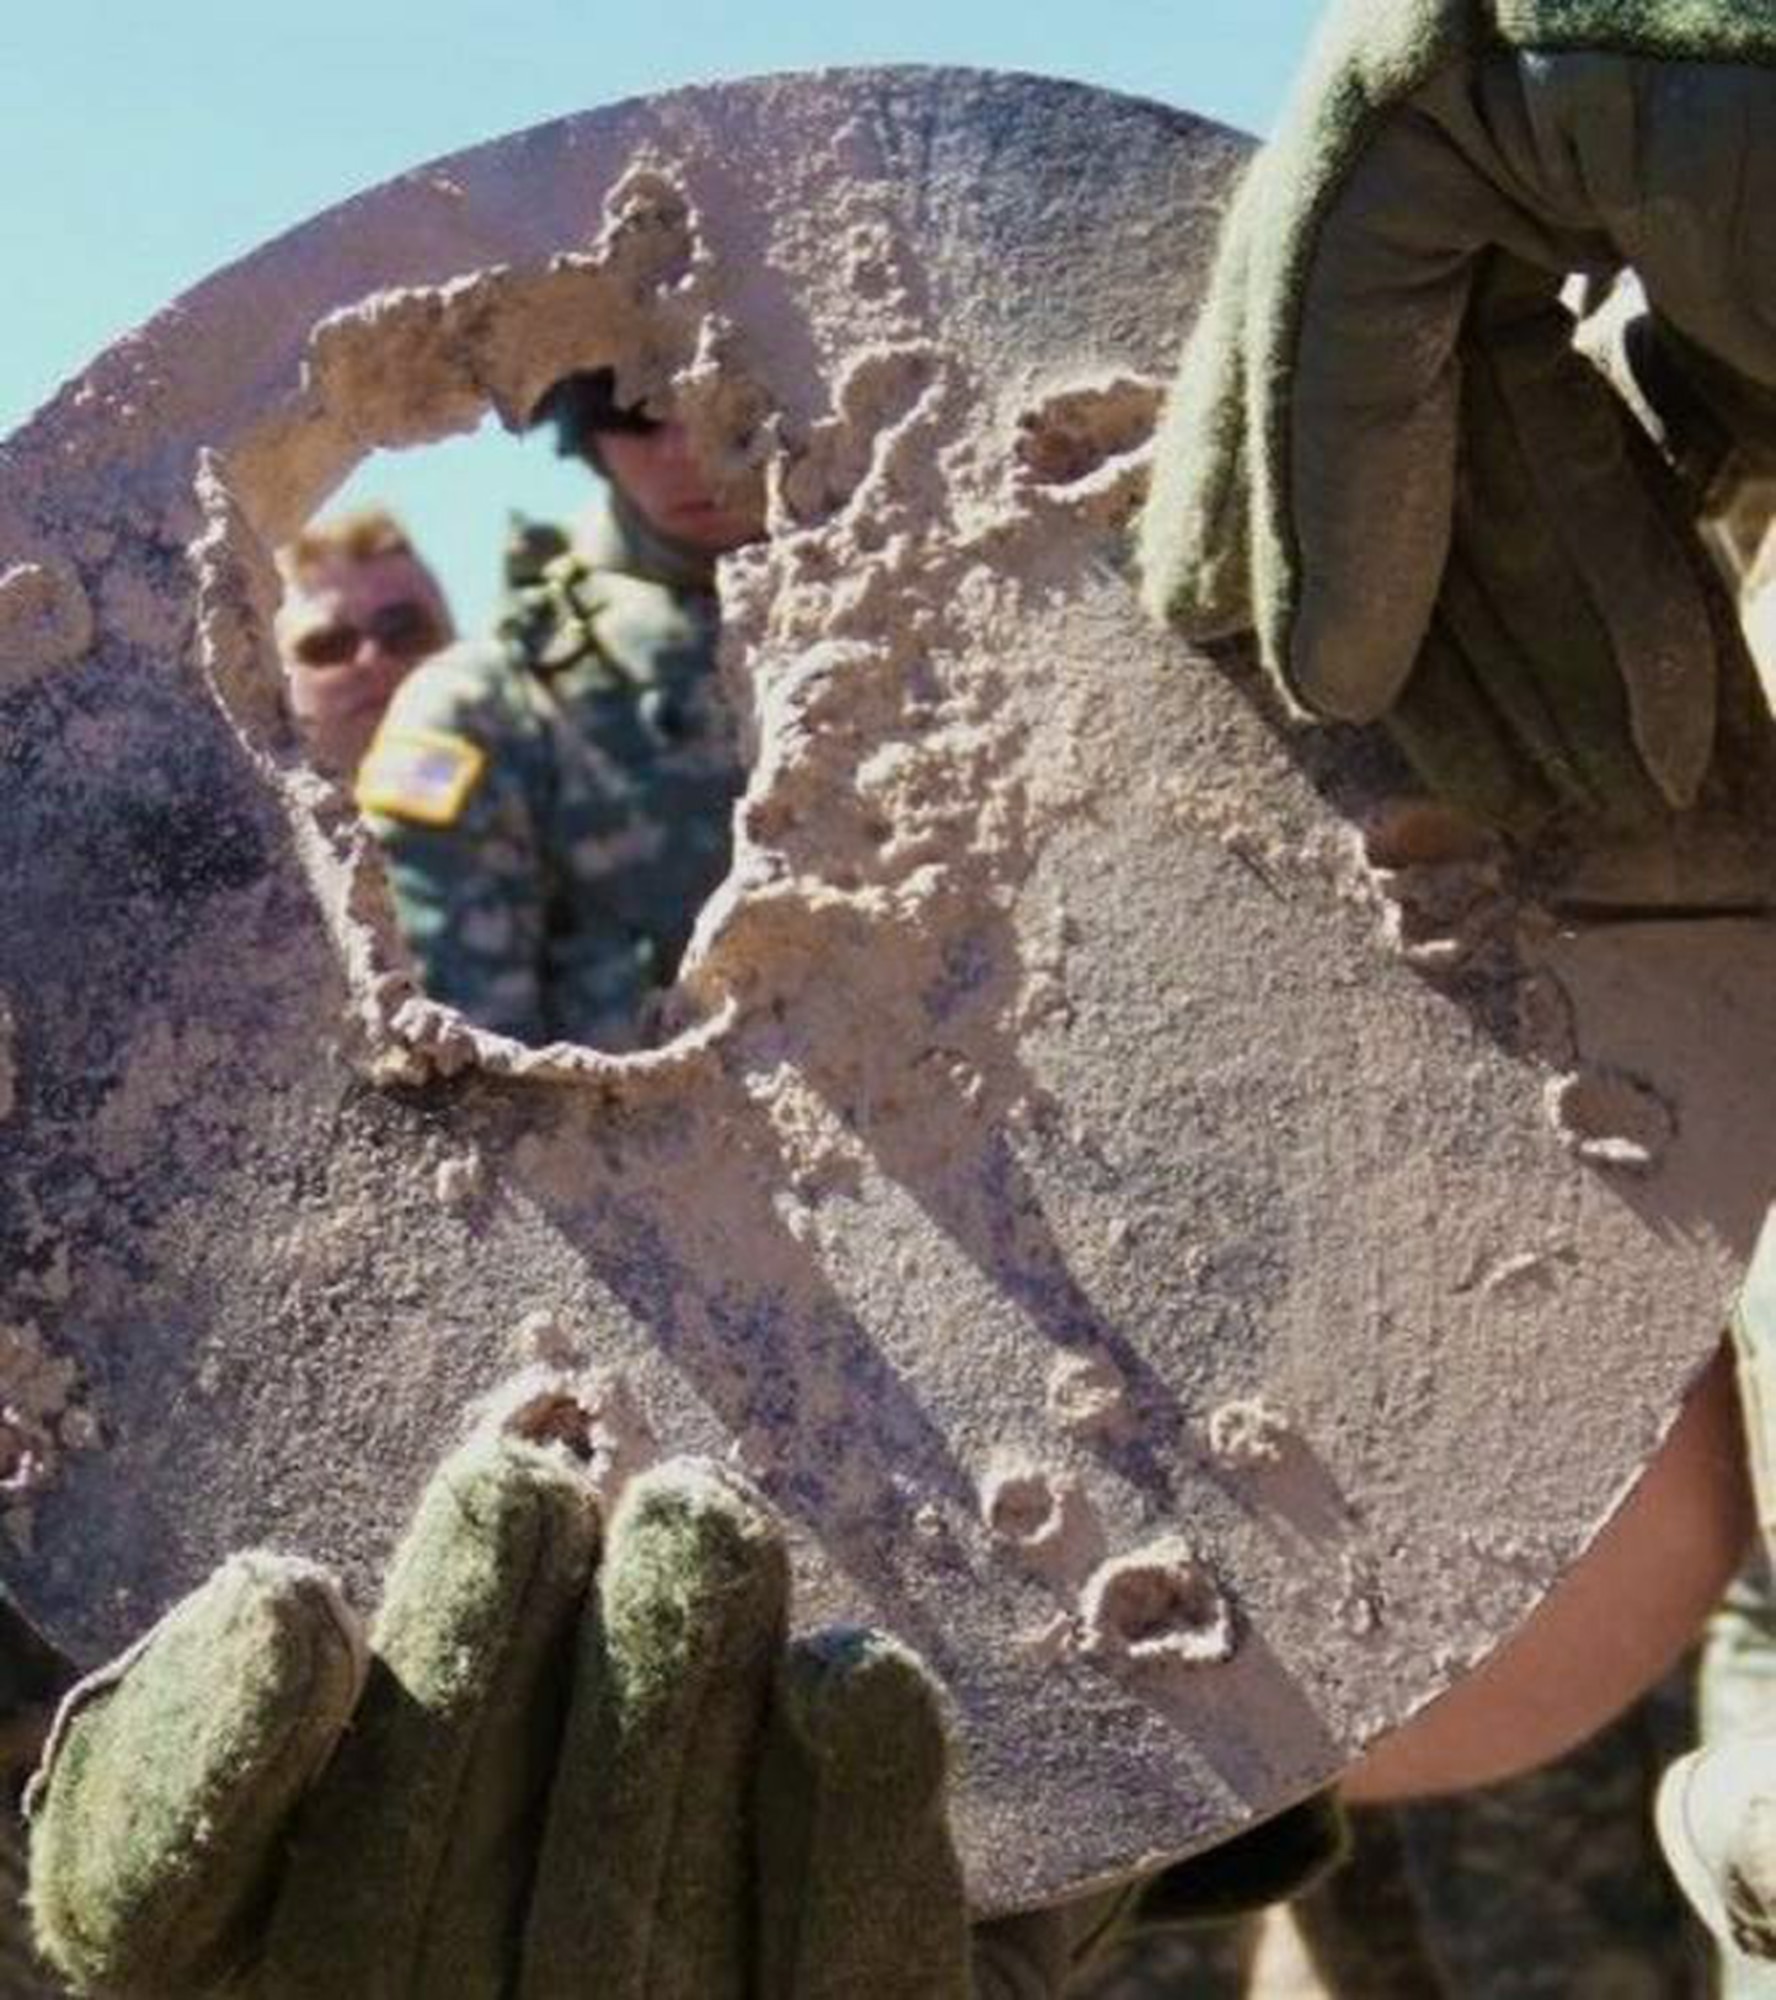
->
xmin=0 ymin=2 xmax=1321 ymax=627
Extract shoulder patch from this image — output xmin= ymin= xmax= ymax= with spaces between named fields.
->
xmin=356 ymin=727 xmax=488 ymax=828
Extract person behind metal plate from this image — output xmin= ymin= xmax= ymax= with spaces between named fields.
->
xmin=274 ymin=507 xmax=455 ymax=779
xmin=354 ymin=370 xmax=758 ymax=1052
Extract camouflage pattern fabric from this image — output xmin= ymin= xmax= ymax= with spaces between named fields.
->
xmin=1692 ymin=571 xmax=1776 ymax=2000
xmin=358 ymin=492 xmax=744 ymax=1050
xmin=1293 ymin=1663 xmax=1707 ymax=1998
xmin=1700 ymin=1565 xmax=1776 ymax=1997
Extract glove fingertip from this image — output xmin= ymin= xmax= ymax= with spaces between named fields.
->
xmin=270 ymin=1426 xmax=599 ymax=1996
xmin=1284 ymin=608 xmax=1421 ymax=726
xmin=30 ymin=1556 xmax=363 ymax=1996
xmin=758 ymin=1631 xmax=969 ymax=2000
xmin=431 ymin=1414 xmax=601 ymax=1523
xmin=776 ymin=1628 xmax=950 ymax=1804
xmin=520 ymin=1460 xmax=786 ymax=1994
xmin=604 ymin=1456 xmax=790 ymax=1632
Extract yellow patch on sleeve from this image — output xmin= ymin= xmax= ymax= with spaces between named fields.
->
xmin=355 ymin=728 xmax=488 ymax=828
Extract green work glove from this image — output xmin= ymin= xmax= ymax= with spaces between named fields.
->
xmin=27 ymin=1419 xmax=989 ymax=1999
xmin=25 ymin=1409 xmax=1342 ymax=1998
xmin=1138 ymin=0 xmax=1776 ymax=835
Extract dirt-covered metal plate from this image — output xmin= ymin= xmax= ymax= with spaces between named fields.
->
xmin=1 ymin=68 xmax=1772 ymax=1909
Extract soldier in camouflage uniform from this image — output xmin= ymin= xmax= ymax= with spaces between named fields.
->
xmin=356 ymin=370 xmax=761 ymax=1050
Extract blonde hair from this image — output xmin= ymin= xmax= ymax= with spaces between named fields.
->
xmin=282 ymin=506 xmax=416 ymax=581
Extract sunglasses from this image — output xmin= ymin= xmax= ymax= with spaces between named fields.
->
xmin=289 ymin=600 xmax=444 ymax=668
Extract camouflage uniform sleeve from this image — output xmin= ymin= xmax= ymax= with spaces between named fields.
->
xmin=356 ymin=642 xmax=554 ymax=1045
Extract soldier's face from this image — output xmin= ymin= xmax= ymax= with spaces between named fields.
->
xmin=276 ymin=549 xmax=454 ymax=774
xmin=595 ymin=422 xmax=765 ymax=554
